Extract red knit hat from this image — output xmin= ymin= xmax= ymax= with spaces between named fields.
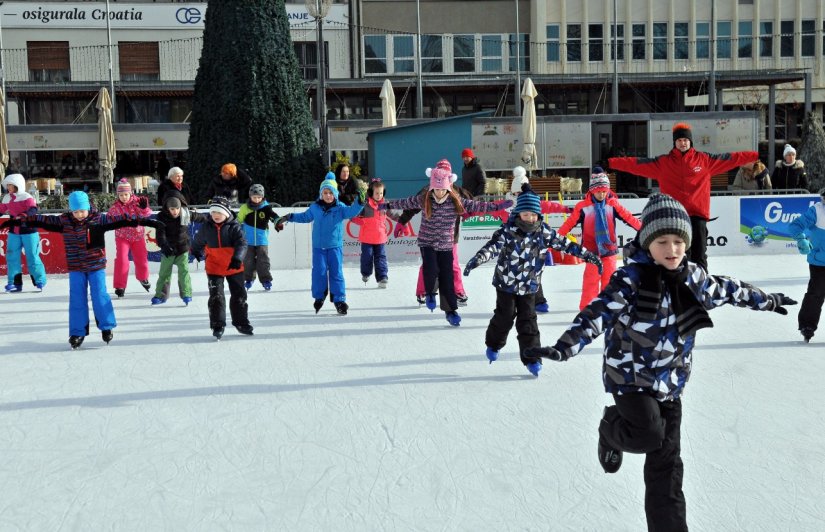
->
xmin=461 ymin=148 xmax=475 ymax=159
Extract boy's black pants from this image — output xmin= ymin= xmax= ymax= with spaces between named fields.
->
xmin=207 ymin=272 xmax=250 ymax=330
xmin=601 ymin=393 xmax=686 ymax=532
xmin=689 ymin=216 xmax=708 ymax=272
xmin=420 ymin=246 xmax=457 ymax=311
xmin=798 ymin=264 xmax=825 ymax=332
xmin=485 ymin=290 xmax=539 ymax=364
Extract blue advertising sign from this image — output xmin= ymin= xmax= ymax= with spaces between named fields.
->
xmin=739 ymin=195 xmax=819 ymax=245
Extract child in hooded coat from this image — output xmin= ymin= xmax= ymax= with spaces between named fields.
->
xmin=351 ymin=178 xmax=400 ymax=288
xmin=107 ymin=178 xmax=153 ymax=297
xmin=279 ymin=179 xmax=363 ymax=315
xmin=790 ymin=187 xmax=825 ymax=343
xmin=0 ymin=173 xmax=47 ymax=292
xmin=238 ymin=183 xmax=283 ymax=292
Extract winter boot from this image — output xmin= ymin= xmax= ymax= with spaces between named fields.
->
xmin=377 ymin=279 xmax=388 ymax=289
xmin=182 ymin=296 xmax=192 ymax=306
xmin=114 ymin=288 xmax=125 ymax=298
xmin=212 ymin=327 xmax=224 ymax=341
xmin=140 ymin=279 xmax=151 ymax=292
xmin=313 ymin=299 xmax=325 ymax=314
xmin=244 ymin=280 xmax=253 ymax=290
xmin=236 ymin=324 xmax=254 ymax=335
xmin=425 ymin=294 xmax=437 ymax=312
xmin=485 ymin=347 xmax=499 ymax=364
xmin=334 ymin=301 xmax=349 ymax=316
xmin=151 ymin=297 xmax=166 ymax=305
xmin=456 ymin=293 xmax=469 ymax=307
xmin=526 ymin=361 xmax=542 ymax=377
xmin=69 ymin=335 xmax=85 ymax=349
xmin=4 ymin=283 xmax=22 ymax=293
xmin=102 ymin=330 xmax=113 ymax=344
xmin=261 ymin=281 xmax=272 ymax=291
xmin=598 ymin=406 xmax=623 ymax=474
xmin=535 ymin=302 xmax=550 ymax=313
xmin=801 ymin=327 xmax=815 ymax=343
xmin=445 ymin=311 xmax=461 ymax=326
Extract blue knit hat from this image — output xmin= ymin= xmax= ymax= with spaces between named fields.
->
xmin=68 ymin=191 xmax=91 ymax=211
xmin=319 ymin=179 xmax=339 ymax=200
xmin=512 ymin=187 xmax=541 ymax=215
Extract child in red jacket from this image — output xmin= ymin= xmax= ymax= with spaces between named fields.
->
xmin=558 ymin=168 xmax=641 ymax=310
xmin=351 ymin=179 xmax=400 ymax=288
xmin=107 ymin=178 xmax=153 ymax=297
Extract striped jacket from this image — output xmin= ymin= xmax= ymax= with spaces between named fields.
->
xmin=551 ymin=240 xmax=782 ymax=401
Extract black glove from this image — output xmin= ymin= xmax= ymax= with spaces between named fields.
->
xmin=274 ymin=214 xmax=291 ymax=227
xmin=141 ymin=218 xmax=165 ymax=230
xmin=137 ymin=196 xmax=149 ymax=209
xmin=228 ymin=257 xmax=242 ymax=270
xmin=523 ymin=346 xmax=567 ymax=362
xmin=1 ymin=218 xmax=20 ymax=229
xmin=581 ymin=250 xmax=603 ymax=275
xmin=463 ymin=257 xmax=479 ymax=277
xmin=160 ymin=246 xmax=175 ymax=257
xmin=768 ymin=293 xmax=797 ymax=315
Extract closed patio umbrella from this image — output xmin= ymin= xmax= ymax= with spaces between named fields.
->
xmin=380 ymin=79 xmax=397 ymax=128
xmin=0 ymin=90 xmax=9 ymax=177
xmin=520 ymin=78 xmax=538 ymax=173
xmin=96 ymin=87 xmax=116 ymax=193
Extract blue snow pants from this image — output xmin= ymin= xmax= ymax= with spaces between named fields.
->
xmin=360 ymin=243 xmax=388 ymax=281
xmin=311 ymin=246 xmax=346 ymax=302
xmin=6 ymin=232 xmax=47 ymax=287
xmin=69 ymin=269 xmax=116 ymax=336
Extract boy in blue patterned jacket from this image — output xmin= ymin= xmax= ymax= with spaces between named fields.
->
xmin=790 ymin=187 xmax=825 ymax=343
xmin=463 ymin=186 xmax=602 ymax=376
xmin=524 ymin=194 xmax=796 ymax=531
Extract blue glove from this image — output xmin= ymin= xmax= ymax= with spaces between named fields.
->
xmin=463 ymin=258 xmax=479 ymax=277
xmin=797 ymin=238 xmax=812 ymax=255
xmin=495 ymin=199 xmax=514 ymax=210
xmin=581 ymin=250 xmax=603 ymax=275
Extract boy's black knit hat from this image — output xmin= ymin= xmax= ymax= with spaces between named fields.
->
xmin=639 ymin=193 xmax=692 ymax=249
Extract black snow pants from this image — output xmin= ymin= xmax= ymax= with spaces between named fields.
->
xmin=485 ymin=290 xmax=539 ymax=364
xmin=798 ymin=264 xmax=825 ymax=332
xmin=207 ymin=272 xmax=250 ymax=330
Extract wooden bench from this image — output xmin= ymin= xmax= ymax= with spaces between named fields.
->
xmin=711 ymin=171 xmax=733 ymax=191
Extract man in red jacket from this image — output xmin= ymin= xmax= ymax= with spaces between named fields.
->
xmin=608 ymin=122 xmax=757 ymax=270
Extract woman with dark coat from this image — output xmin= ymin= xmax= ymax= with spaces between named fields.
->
xmin=205 ymin=163 xmax=253 ymax=205
xmin=771 ymin=144 xmax=808 ymax=190
xmin=335 ymin=163 xmax=360 ymax=206
xmin=155 ymin=166 xmax=194 ymax=206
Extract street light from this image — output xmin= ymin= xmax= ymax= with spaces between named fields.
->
xmin=307 ymin=0 xmax=331 ymax=163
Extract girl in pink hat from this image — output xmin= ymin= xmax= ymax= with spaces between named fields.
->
xmin=107 ymin=178 xmax=153 ymax=297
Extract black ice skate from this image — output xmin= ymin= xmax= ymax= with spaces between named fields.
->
xmin=114 ymin=288 xmax=125 ymax=298
xmin=102 ymin=330 xmax=113 ymax=344
xmin=334 ymin=301 xmax=349 ymax=315
xmin=213 ymin=327 xmax=224 ymax=341
xmin=313 ymin=299 xmax=324 ymax=314
xmin=801 ymin=327 xmax=815 ymax=343
xmin=69 ymin=336 xmax=85 ymax=349
xmin=598 ymin=407 xmax=623 ymax=474
xmin=236 ymin=325 xmax=254 ymax=336
xmin=139 ymin=279 xmax=151 ymax=292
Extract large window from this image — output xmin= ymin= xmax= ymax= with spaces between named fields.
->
xmin=421 ymin=35 xmax=442 ymax=73
xmin=738 ymin=21 xmax=753 ymax=58
xmin=610 ymin=24 xmax=624 ymax=61
xmin=674 ymin=22 xmax=689 ymax=59
xmin=801 ymin=20 xmax=815 ymax=57
xmin=509 ymin=33 xmax=528 ymax=71
xmin=293 ymin=42 xmax=328 ymax=80
xmin=546 ymin=24 xmax=560 ymax=62
xmin=696 ymin=22 xmax=710 ymax=59
xmin=632 ymin=24 xmax=646 ymax=60
xmin=121 ymin=98 xmax=191 ymax=124
xmin=364 ymin=35 xmax=386 ymax=74
xmin=652 ymin=23 xmax=667 ymax=60
xmin=453 ymin=34 xmax=475 ymax=72
xmin=780 ymin=20 xmax=794 ymax=57
xmin=27 ymin=41 xmax=70 ymax=82
xmin=716 ymin=21 xmax=732 ymax=59
xmin=482 ymin=35 xmax=502 ymax=72
xmin=22 ymin=99 xmax=94 ymax=125
xmin=394 ymin=35 xmax=415 ymax=73
xmin=760 ymin=21 xmax=773 ymax=57
xmin=567 ymin=24 xmax=581 ymax=62
xmin=589 ymin=24 xmax=603 ymax=62
xmin=118 ymin=42 xmax=160 ymax=81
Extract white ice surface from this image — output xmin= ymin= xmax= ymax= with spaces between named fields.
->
xmin=1 ymin=254 xmax=824 ymax=531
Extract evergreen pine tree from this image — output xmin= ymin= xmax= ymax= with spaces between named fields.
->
xmin=187 ymin=0 xmax=323 ymax=204
xmin=798 ymin=112 xmax=825 ymax=193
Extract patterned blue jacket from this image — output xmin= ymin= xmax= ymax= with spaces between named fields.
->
xmin=552 ymin=240 xmax=782 ymax=401
xmin=789 ymin=200 xmax=825 ymax=267
xmin=469 ymin=219 xmax=588 ymax=295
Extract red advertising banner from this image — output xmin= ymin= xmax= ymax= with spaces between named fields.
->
xmin=0 ymin=227 xmax=69 ymax=275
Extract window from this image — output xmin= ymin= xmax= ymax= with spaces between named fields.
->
xmin=122 ymin=99 xmax=191 ymax=124
xmin=293 ymin=42 xmax=327 ymax=80
xmin=696 ymin=22 xmax=710 ymax=59
xmin=453 ymin=34 xmax=475 ymax=72
xmin=589 ymin=24 xmax=603 ymax=62
xmin=652 ymin=23 xmax=667 ymax=60
xmin=421 ymin=35 xmax=442 ymax=73
xmin=364 ymin=35 xmax=386 ymax=74
xmin=716 ymin=21 xmax=731 ymax=58
xmin=546 ymin=25 xmax=560 ymax=62
xmin=27 ymin=41 xmax=70 ymax=82
xmin=738 ymin=0 xmax=753 ymax=4
xmin=632 ymin=24 xmax=645 ymax=60
xmin=801 ymin=20 xmax=815 ymax=57
xmin=118 ymin=42 xmax=160 ymax=81
xmin=780 ymin=20 xmax=794 ymax=57
xmin=760 ymin=21 xmax=773 ymax=57
xmin=509 ymin=33 xmax=528 ymax=71
xmin=23 ymin=100 xmax=95 ymax=125
xmin=567 ymin=24 xmax=582 ymax=62
xmin=674 ymin=22 xmax=689 ymax=59
xmin=610 ymin=24 xmax=624 ymax=61
xmin=481 ymin=35 xmax=502 ymax=72
xmin=738 ymin=21 xmax=753 ymax=58
xmin=394 ymin=35 xmax=415 ymax=73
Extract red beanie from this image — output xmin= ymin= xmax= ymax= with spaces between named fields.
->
xmin=461 ymin=148 xmax=475 ymax=159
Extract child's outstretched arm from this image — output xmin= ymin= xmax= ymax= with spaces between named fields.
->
xmin=542 ymin=227 xmax=603 ymax=273
xmin=690 ymin=267 xmax=797 ymax=314
xmin=97 ymin=213 xmax=164 ymax=232
xmin=340 ymin=200 xmax=364 ymax=220
xmin=463 ymin=226 xmax=506 ymax=276
xmin=287 ymin=207 xmax=316 ymax=224
xmin=2 ymin=214 xmax=64 ymax=232
xmin=610 ymin=199 xmax=642 ymax=230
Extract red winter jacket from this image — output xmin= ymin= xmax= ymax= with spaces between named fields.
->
xmin=609 ymin=148 xmax=757 ymax=219
xmin=558 ymin=191 xmax=641 ymax=258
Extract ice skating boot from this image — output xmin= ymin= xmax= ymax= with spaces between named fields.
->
xmin=425 ymin=294 xmax=437 ymax=312
xmin=261 ymin=281 xmax=272 ymax=291
xmin=535 ymin=301 xmax=550 ymax=313
xmin=445 ymin=311 xmax=461 ymax=326
xmin=212 ymin=327 xmax=224 ymax=341
xmin=456 ymin=293 xmax=468 ymax=307
xmin=236 ymin=324 xmax=254 ymax=335
xmin=485 ymin=347 xmax=499 ymax=364
xmin=4 ymin=283 xmax=22 ymax=293
xmin=416 ymin=295 xmax=426 ymax=306
xmin=140 ymin=279 xmax=151 ymax=292
xmin=377 ymin=279 xmax=388 ymax=289
xmin=598 ymin=407 xmax=623 ymax=474
xmin=69 ymin=336 xmax=85 ymax=349
xmin=526 ymin=361 xmax=542 ymax=377
xmin=182 ymin=296 xmax=192 ymax=306
xmin=151 ymin=297 xmax=166 ymax=305
xmin=361 ymin=275 xmax=370 ymax=284
xmin=114 ymin=288 xmax=125 ymax=298
xmin=102 ymin=330 xmax=113 ymax=344
xmin=801 ymin=327 xmax=815 ymax=343
xmin=244 ymin=280 xmax=253 ymax=290
xmin=334 ymin=301 xmax=349 ymax=316
xmin=313 ymin=299 xmax=324 ymax=314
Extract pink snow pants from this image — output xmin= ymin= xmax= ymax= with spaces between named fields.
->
xmin=113 ymin=237 xmax=149 ymax=289
xmin=579 ymin=255 xmax=617 ymax=310
xmin=416 ymin=243 xmax=466 ymax=297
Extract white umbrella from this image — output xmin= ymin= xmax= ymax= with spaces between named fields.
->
xmin=379 ymin=79 xmax=397 ymax=128
xmin=96 ymin=87 xmax=116 ymax=193
xmin=520 ymin=78 xmax=538 ymax=172
xmin=0 ymin=90 xmax=8 ymax=177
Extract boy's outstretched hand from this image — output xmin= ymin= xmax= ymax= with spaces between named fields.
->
xmin=581 ymin=250 xmax=603 ymax=274
xmin=523 ymin=346 xmax=567 ymax=362
xmin=1 ymin=217 xmax=20 ymax=228
xmin=463 ymin=257 xmax=479 ymax=277
xmin=768 ymin=293 xmax=797 ymax=315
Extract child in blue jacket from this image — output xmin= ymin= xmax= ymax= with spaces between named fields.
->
xmin=238 ymin=184 xmax=283 ymax=291
xmin=279 ymin=179 xmax=363 ymax=315
xmin=790 ymin=187 xmax=825 ymax=342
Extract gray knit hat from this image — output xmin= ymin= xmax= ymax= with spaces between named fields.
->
xmin=249 ymin=184 xmax=265 ymax=198
xmin=638 ymin=194 xmax=692 ymax=249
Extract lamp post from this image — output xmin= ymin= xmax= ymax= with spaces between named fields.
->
xmin=611 ymin=0 xmax=618 ymax=114
xmin=514 ymin=0 xmax=521 ymax=115
xmin=105 ymin=0 xmax=116 ymax=122
xmin=415 ymin=0 xmax=423 ymax=118
xmin=307 ymin=0 xmax=331 ymax=162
